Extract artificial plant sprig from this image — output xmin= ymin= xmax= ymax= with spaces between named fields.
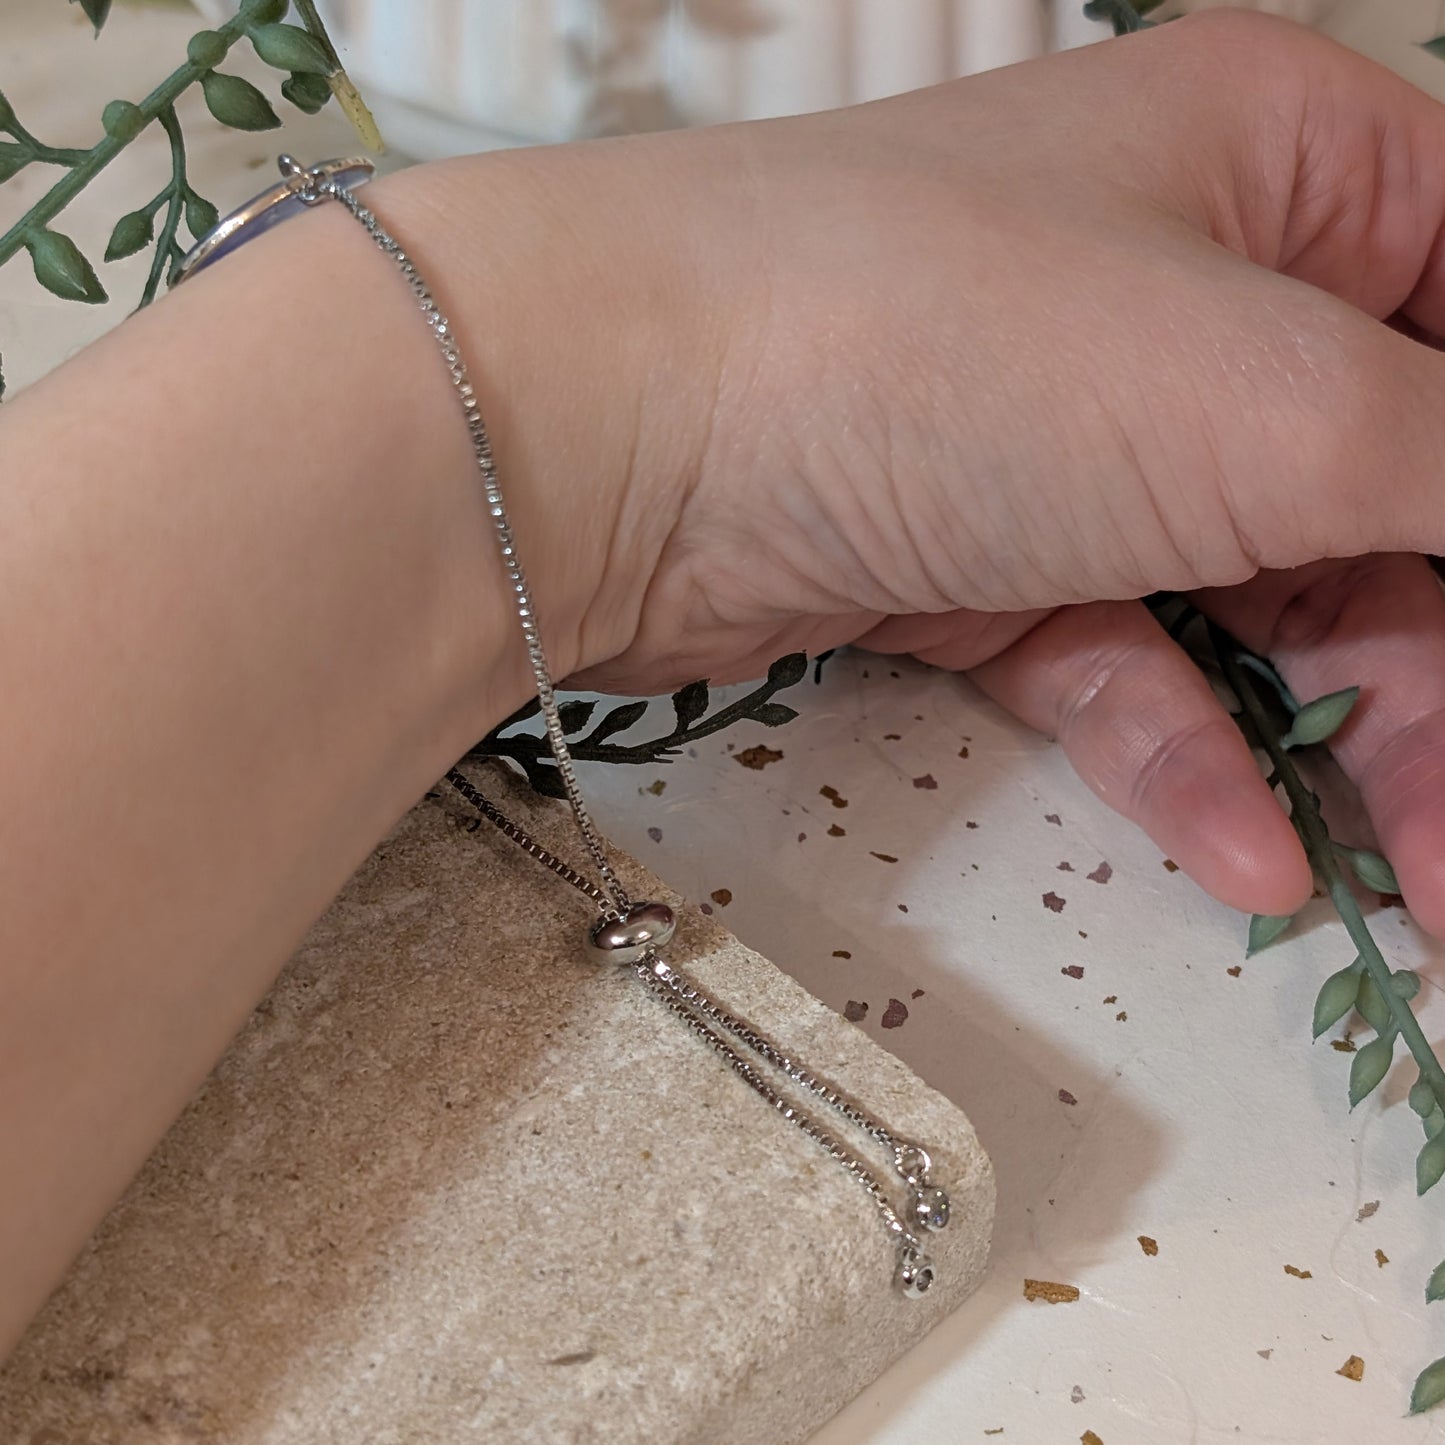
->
xmin=1182 ymin=609 xmax=1445 ymax=1413
xmin=463 ymin=653 xmax=809 ymax=799
xmin=0 ymin=0 xmax=374 ymax=401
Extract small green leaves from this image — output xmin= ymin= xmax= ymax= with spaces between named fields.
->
xmin=187 ymin=30 xmax=229 ymax=70
xmin=671 ymin=679 xmax=709 ymax=731
xmin=751 ymin=701 xmax=799 ymax=727
xmin=201 ymin=71 xmax=281 ymax=132
xmin=1411 ymin=1078 xmax=1438 ymax=1118
xmin=767 ymin=653 xmax=808 ymax=688
xmin=1355 ymin=972 xmax=1392 ymax=1034
xmin=26 ymin=229 xmax=106 ymax=304
xmin=1348 ymin=1032 xmax=1395 ymax=1109
xmin=101 ymin=99 xmax=145 ymax=143
xmin=1422 ymin=35 xmax=1445 ymax=61
xmin=1427 ymin=1260 xmax=1445 ymax=1304
xmin=282 ymin=72 xmax=332 ymax=115
xmin=1279 ymin=686 xmax=1358 ymax=750
xmin=104 ymin=208 xmax=154 ymax=262
xmin=587 ymin=700 xmax=648 ymax=744
xmin=1419 ymin=1134 xmax=1445 ymax=1195
xmin=556 ymin=699 xmax=596 ymax=735
xmin=1312 ymin=963 xmax=1362 ymax=1039
xmin=1339 ymin=846 xmax=1400 ymax=896
xmin=72 ymin=0 xmax=114 ymax=35
xmin=249 ymin=23 xmax=333 ymax=76
xmin=1391 ymin=969 xmax=1422 ymax=1002
xmin=185 ymin=192 xmax=219 ymax=240
xmin=0 ymin=142 xmax=28 ymax=183
xmin=239 ymin=0 xmax=289 ymax=22
xmin=1412 ymin=1356 xmax=1445 ymax=1415
xmin=1247 ymin=913 xmax=1293 ymax=956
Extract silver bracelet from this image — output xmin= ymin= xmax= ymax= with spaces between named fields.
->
xmin=176 ymin=156 xmax=952 ymax=1297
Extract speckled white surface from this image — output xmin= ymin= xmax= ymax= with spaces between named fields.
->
xmin=7 ymin=3 xmax=1445 ymax=1441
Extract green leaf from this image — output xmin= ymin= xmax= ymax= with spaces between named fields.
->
xmin=1246 ymin=913 xmax=1293 ymax=956
xmin=1411 ymin=1356 xmax=1445 ymax=1415
xmin=187 ymin=30 xmax=229 ymax=70
xmin=185 ymin=192 xmax=219 ymax=240
xmin=586 ymin=700 xmax=648 ymax=744
xmin=239 ymin=0 xmax=289 ymax=22
xmin=104 ymin=208 xmax=154 ymax=262
xmin=671 ymin=679 xmax=709 ymax=731
xmin=201 ymin=71 xmax=281 ymax=132
xmin=750 ymin=702 xmax=799 ymax=727
xmin=0 ymin=353 xmax=6 ymax=404
xmin=1421 ymin=36 xmax=1445 ymax=61
xmin=0 ymin=142 xmax=29 ymax=183
xmin=100 ymin=99 xmax=145 ymax=143
xmin=1356 ymin=972 xmax=1392 ymax=1034
xmin=1420 ymin=1134 xmax=1445 ymax=1195
xmin=1312 ymin=963 xmax=1362 ymax=1039
xmin=766 ymin=653 xmax=808 ymax=689
xmin=556 ymin=699 xmax=596 ymax=735
xmin=72 ymin=0 xmax=114 ymax=35
xmin=1279 ymin=686 xmax=1358 ymax=749
xmin=0 ymin=89 xmax=16 ymax=133
xmin=26 ymin=230 xmax=107 ymax=304
xmin=1411 ymin=1078 xmax=1438 ymax=1117
xmin=1428 ymin=1260 xmax=1445 ymax=1304
xmin=1348 ymin=1032 xmax=1394 ymax=1109
xmin=1340 ymin=847 xmax=1400 ymax=895
xmin=1426 ymin=1105 xmax=1445 ymax=1140
xmin=249 ymin=22 xmax=333 ymax=76
xmin=281 ymin=72 xmax=332 ymax=115
xmin=1392 ymin=969 xmax=1422 ymax=1002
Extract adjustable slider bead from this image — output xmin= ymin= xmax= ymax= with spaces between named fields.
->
xmin=586 ymin=901 xmax=677 ymax=965
xmin=894 ymin=1248 xmax=936 ymax=1299
xmin=911 ymin=1185 xmax=951 ymax=1233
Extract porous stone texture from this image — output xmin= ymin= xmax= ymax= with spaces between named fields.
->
xmin=0 ymin=762 xmax=993 ymax=1444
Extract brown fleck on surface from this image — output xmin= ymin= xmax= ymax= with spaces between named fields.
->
xmin=735 ymin=745 xmax=783 ymax=770
xmin=1058 ymin=861 xmax=1074 ymax=872
xmin=549 ymin=1350 xmax=597 ymax=1366
xmin=820 ymin=785 xmax=848 ymax=807
xmin=1284 ymin=1265 xmax=1313 ymax=1279
xmin=645 ymin=779 xmax=666 ymax=796
xmin=1081 ymin=1431 xmax=1104 ymax=1445
xmin=965 ymin=820 xmax=979 ymax=829
xmin=1061 ymin=964 xmax=1084 ymax=979
xmin=1045 ymin=813 xmax=1062 ymax=826
xmin=1087 ymin=862 xmax=1113 ymax=884
xmin=1103 ymin=995 xmax=1117 ymax=1005
xmin=832 ymin=949 xmax=851 ymax=959
xmin=647 ymin=827 xmax=663 ymax=843
xmin=1332 ymin=1036 xmax=1357 ymax=1053
xmin=843 ymin=1000 xmax=868 ymax=1023
xmin=827 ymin=824 xmax=846 ymax=837
xmin=1023 ymin=1279 xmax=1080 ymax=1304
xmin=984 ymin=1431 xmax=1003 ymax=1438
xmin=1115 ymin=1011 xmax=1127 ymax=1022
xmin=1138 ymin=1236 xmax=1158 ymax=1257
xmin=870 ymin=852 xmax=899 ymax=863
xmin=1226 ymin=965 xmax=1242 ymax=977
xmin=709 ymin=888 xmax=732 ymax=907
xmin=958 ymin=745 xmax=970 ymax=759
xmin=1337 ymin=1355 xmax=1365 ymax=1382
xmin=1043 ymin=892 xmax=1066 ymax=913
xmin=911 ymin=988 xmax=925 ymax=1000
xmin=1162 ymin=858 xmax=1179 ymax=872
xmin=1258 ymin=1349 xmax=1273 ymax=1360
xmin=1058 ymin=1089 xmax=1078 ymax=1106
xmin=897 ymin=903 xmax=909 ymax=913
xmin=883 ymin=733 xmax=902 ymax=741
xmin=1070 ymin=1385 xmax=1085 ymax=1404
xmin=1356 ymin=1200 xmax=1379 ymax=1222
xmin=881 ymin=998 xmax=909 ymax=1029
xmin=913 ymin=773 xmax=938 ymax=790
xmin=1375 ymin=1249 xmax=1389 ymax=1268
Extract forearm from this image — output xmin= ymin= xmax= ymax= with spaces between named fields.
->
xmin=0 ymin=154 xmax=666 ymax=1353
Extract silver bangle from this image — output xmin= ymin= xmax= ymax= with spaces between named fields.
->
xmin=171 ymin=155 xmax=374 ymax=286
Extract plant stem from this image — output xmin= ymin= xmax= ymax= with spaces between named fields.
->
xmin=138 ymin=106 xmax=186 ymax=311
xmin=0 ymin=10 xmax=251 ymax=269
xmin=293 ymin=0 xmax=342 ymax=70
xmin=1214 ymin=623 xmax=1445 ymax=1099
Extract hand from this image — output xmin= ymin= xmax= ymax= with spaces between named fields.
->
xmin=414 ymin=11 xmax=1445 ymax=931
